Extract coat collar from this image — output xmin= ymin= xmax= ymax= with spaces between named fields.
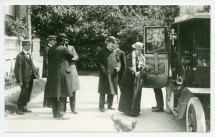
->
xmin=105 ymin=47 xmax=113 ymax=53
xmin=48 ymin=44 xmax=52 ymax=47
xmin=21 ymin=51 xmax=31 ymax=61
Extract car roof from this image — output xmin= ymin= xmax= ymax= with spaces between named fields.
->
xmin=172 ymin=13 xmax=210 ymax=25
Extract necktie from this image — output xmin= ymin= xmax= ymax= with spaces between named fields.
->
xmin=27 ymin=53 xmax=30 ymax=59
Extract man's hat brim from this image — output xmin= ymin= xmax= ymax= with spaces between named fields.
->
xmin=22 ymin=40 xmax=31 ymax=45
xmin=106 ymin=36 xmax=117 ymax=44
xmin=57 ymin=33 xmax=68 ymax=41
xmin=47 ymin=35 xmax=56 ymax=40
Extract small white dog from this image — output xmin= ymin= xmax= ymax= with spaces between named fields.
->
xmin=111 ymin=114 xmax=137 ymax=132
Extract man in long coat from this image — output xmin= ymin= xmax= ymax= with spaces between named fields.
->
xmin=64 ymin=40 xmax=81 ymax=114
xmin=14 ymin=40 xmax=39 ymax=115
xmin=45 ymin=33 xmax=75 ymax=120
xmin=42 ymin=35 xmax=56 ymax=107
xmin=96 ymin=36 xmax=121 ymax=112
xmin=105 ymin=39 xmax=126 ymax=104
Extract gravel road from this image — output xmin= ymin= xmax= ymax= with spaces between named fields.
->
xmin=5 ymin=76 xmax=186 ymax=132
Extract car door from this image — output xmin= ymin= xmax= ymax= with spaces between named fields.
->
xmin=143 ymin=26 xmax=169 ymax=88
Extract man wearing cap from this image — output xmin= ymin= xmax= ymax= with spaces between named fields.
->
xmin=44 ymin=33 xmax=75 ymax=120
xmin=14 ymin=40 xmax=39 ymax=115
xmin=42 ymin=35 xmax=56 ymax=108
xmin=96 ymin=36 xmax=121 ymax=112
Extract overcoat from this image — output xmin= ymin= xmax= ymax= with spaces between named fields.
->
xmin=118 ymin=53 xmax=145 ymax=116
xmin=45 ymin=43 xmax=75 ymax=97
xmin=115 ymin=49 xmax=126 ymax=85
xmin=96 ymin=48 xmax=120 ymax=95
xmin=14 ymin=51 xmax=39 ymax=83
xmin=66 ymin=45 xmax=81 ymax=92
xmin=42 ymin=45 xmax=51 ymax=78
xmin=120 ymin=53 xmax=135 ymax=88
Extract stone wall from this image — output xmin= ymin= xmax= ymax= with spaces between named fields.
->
xmin=4 ymin=36 xmax=42 ymax=78
xmin=5 ymin=36 xmax=21 ymax=77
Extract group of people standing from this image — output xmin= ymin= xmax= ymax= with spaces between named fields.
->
xmin=14 ymin=34 xmax=164 ymax=119
xmin=14 ymin=33 xmax=80 ymax=120
xmin=96 ymin=36 xmax=164 ymax=117
xmin=43 ymin=33 xmax=80 ymax=119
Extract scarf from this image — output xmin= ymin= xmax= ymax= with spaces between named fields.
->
xmin=132 ymin=50 xmax=145 ymax=72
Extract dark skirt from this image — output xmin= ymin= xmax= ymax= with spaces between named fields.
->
xmin=118 ymin=86 xmax=142 ymax=116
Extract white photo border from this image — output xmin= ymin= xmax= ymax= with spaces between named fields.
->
xmin=0 ymin=0 xmax=214 ymax=137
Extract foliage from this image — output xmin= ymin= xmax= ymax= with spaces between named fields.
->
xmin=5 ymin=15 xmax=27 ymax=39
xmin=197 ymin=5 xmax=210 ymax=13
xmin=5 ymin=15 xmax=15 ymax=36
xmin=31 ymin=5 xmax=179 ymax=70
xmin=5 ymin=72 xmax=17 ymax=89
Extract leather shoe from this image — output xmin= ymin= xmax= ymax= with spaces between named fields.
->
xmin=108 ymin=106 xmax=115 ymax=110
xmin=151 ymin=107 xmax=164 ymax=112
xmin=22 ymin=109 xmax=32 ymax=113
xmin=56 ymin=116 xmax=70 ymax=120
xmin=71 ymin=111 xmax=78 ymax=114
xmin=127 ymin=114 xmax=139 ymax=117
xmin=151 ymin=106 xmax=157 ymax=109
xmin=99 ymin=108 xmax=105 ymax=112
xmin=16 ymin=109 xmax=24 ymax=115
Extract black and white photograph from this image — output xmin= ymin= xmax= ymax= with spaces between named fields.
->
xmin=0 ymin=0 xmax=214 ymax=136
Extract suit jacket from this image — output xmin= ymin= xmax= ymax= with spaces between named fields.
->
xmin=14 ymin=51 xmax=39 ymax=84
xmin=45 ymin=43 xmax=76 ymax=97
xmin=42 ymin=45 xmax=51 ymax=78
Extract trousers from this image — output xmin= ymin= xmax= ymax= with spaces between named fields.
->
xmin=17 ymin=77 xmax=34 ymax=109
xmin=99 ymin=93 xmax=114 ymax=109
xmin=153 ymin=88 xmax=164 ymax=108
xmin=52 ymin=97 xmax=66 ymax=118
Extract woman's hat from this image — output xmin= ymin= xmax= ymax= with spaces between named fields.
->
xmin=132 ymin=42 xmax=144 ymax=50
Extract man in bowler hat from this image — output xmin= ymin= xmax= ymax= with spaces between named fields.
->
xmin=96 ymin=36 xmax=121 ymax=112
xmin=44 ymin=33 xmax=75 ymax=120
xmin=42 ymin=35 xmax=56 ymax=107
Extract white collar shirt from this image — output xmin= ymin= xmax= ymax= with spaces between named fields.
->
xmin=23 ymin=50 xmax=30 ymax=58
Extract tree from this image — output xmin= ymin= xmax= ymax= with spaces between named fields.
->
xmin=31 ymin=5 xmax=179 ymax=70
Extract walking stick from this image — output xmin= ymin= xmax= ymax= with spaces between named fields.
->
xmin=117 ymin=91 xmax=118 ymax=103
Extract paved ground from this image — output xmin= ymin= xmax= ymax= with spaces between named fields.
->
xmin=5 ymin=76 xmax=186 ymax=132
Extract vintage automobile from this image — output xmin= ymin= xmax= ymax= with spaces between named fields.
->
xmin=143 ymin=13 xmax=210 ymax=132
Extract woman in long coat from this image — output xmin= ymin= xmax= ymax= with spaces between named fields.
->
xmin=118 ymin=42 xmax=146 ymax=116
